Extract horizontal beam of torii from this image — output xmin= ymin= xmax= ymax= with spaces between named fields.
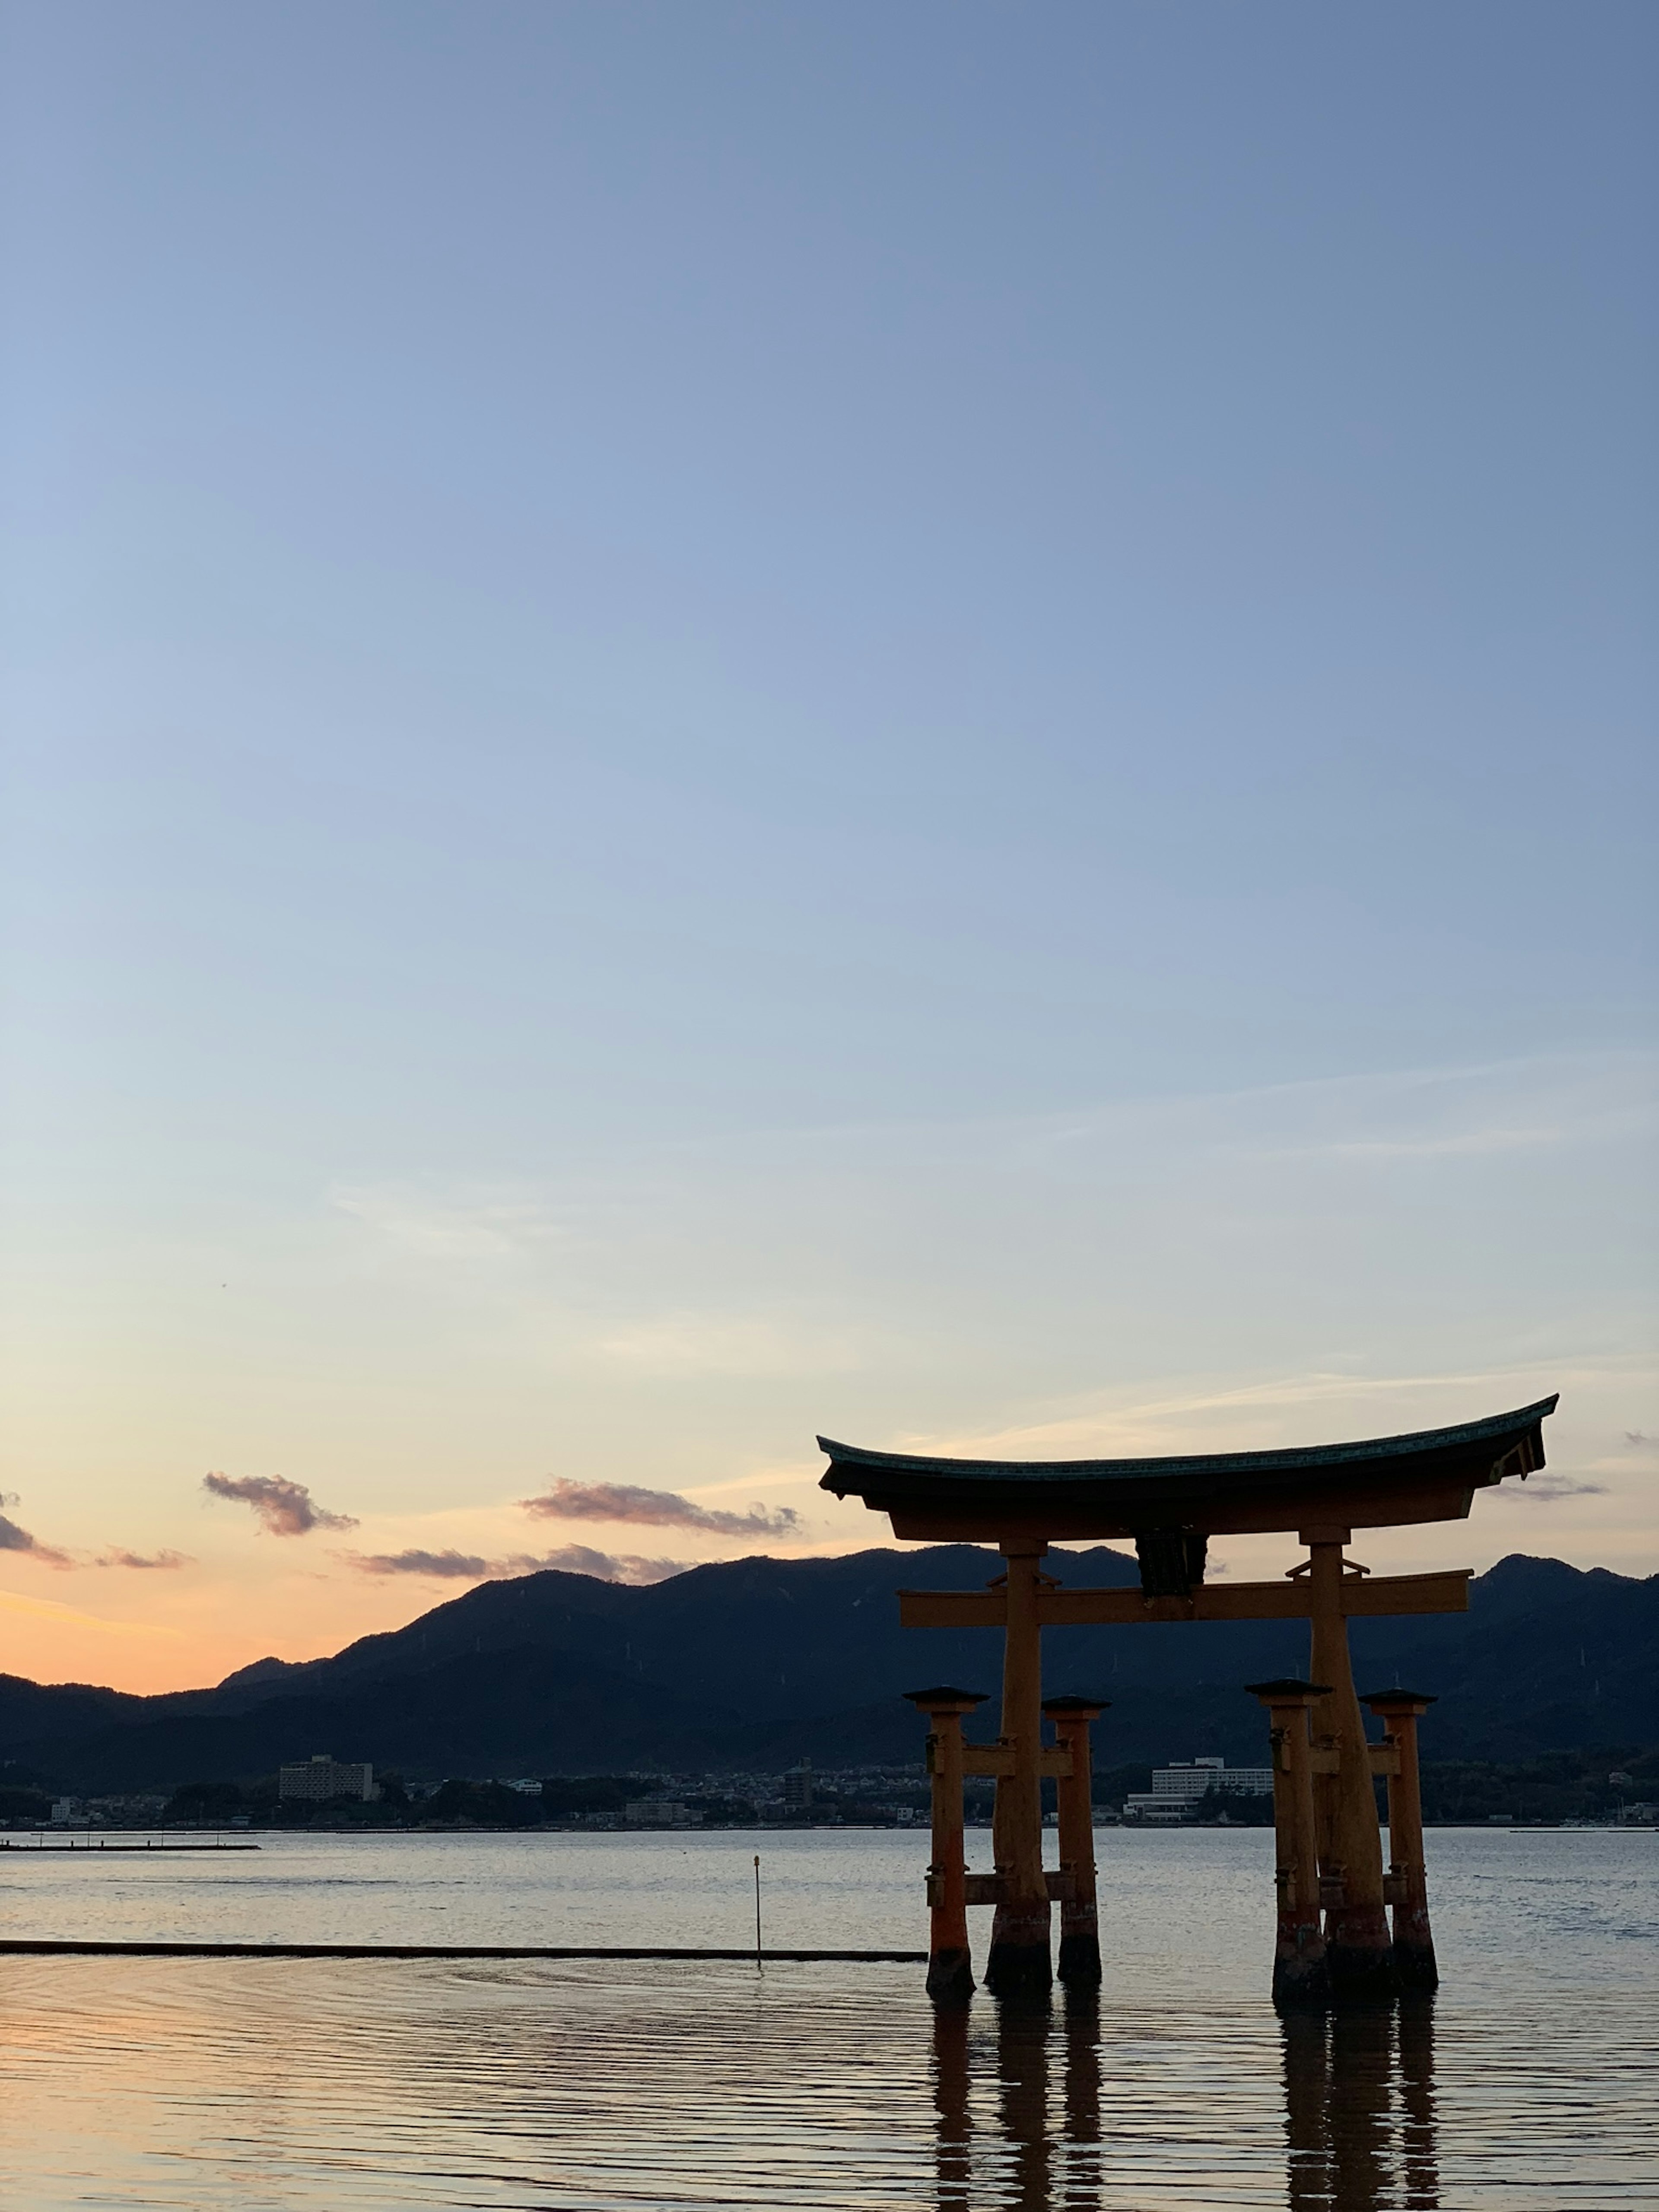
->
xmin=898 ymin=1566 xmax=1470 ymax=1630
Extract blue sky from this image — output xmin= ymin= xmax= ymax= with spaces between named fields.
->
xmin=2 ymin=2 xmax=1654 ymax=1688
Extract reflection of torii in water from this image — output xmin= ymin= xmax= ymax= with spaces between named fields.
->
xmin=819 ymin=1395 xmax=1557 ymax=2005
xmin=931 ymin=1993 xmax=1439 ymax=2212
xmin=1282 ymin=2000 xmax=1441 ymax=2212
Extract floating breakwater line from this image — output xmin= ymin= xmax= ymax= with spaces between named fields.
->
xmin=0 ymin=1939 xmax=927 ymax=1961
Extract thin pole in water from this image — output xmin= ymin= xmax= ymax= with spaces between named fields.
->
xmin=753 ymin=1853 xmax=762 ymax=1966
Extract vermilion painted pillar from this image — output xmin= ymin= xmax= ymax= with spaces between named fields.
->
xmin=985 ymin=1544 xmax=1053 ymax=1996
xmin=1247 ymin=1677 xmax=1332 ymax=2008
xmin=905 ymin=1685 xmax=988 ymax=2003
xmin=1042 ymin=1694 xmax=1107 ymax=1986
xmin=1303 ymin=1531 xmax=1396 ymax=2002
xmin=1361 ymin=1688 xmax=1439 ymax=1992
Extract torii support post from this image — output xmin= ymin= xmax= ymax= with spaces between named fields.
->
xmin=1362 ymin=1689 xmax=1439 ymax=1993
xmin=985 ymin=1544 xmax=1052 ymax=1996
xmin=905 ymin=1686 xmax=986 ymax=2004
xmin=1043 ymin=1695 xmax=1106 ymax=1987
xmin=1303 ymin=1530 xmax=1396 ymax=2002
xmin=1247 ymin=1678 xmax=1332 ymax=2009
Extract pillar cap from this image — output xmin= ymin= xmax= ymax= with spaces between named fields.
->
xmin=902 ymin=1685 xmax=988 ymax=1711
xmin=1359 ymin=1688 xmax=1437 ymax=1710
xmin=1244 ymin=1677 xmax=1332 ymax=1701
xmin=1042 ymin=1694 xmax=1110 ymax=1717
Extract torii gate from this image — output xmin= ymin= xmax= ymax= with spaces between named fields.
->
xmin=818 ymin=1395 xmax=1557 ymax=2005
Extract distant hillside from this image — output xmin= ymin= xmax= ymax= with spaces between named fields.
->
xmin=3 ymin=1548 xmax=1653 ymax=1792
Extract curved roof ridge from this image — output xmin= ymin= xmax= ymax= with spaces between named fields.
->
xmin=818 ymin=1394 xmax=1558 ymax=1486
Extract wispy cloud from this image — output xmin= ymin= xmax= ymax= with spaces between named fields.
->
xmin=349 ymin=1546 xmax=493 ymax=1579
xmin=585 ymin=1314 xmax=863 ymax=1378
xmin=521 ymin=1478 xmax=802 ymax=1538
xmin=344 ymin=1544 xmax=686 ymax=1585
xmin=0 ymin=1500 xmax=192 ymax=1573
xmin=1493 ymin=1476 xmax=1607 ymax=1503
xmin=915 ymin=1369 xmax=1527 ymax=1462
xmin=911 ymin=1355 xmax=1617 ymax=1466
xmin=333 ymin=1185 xmax=567 ymax=1260
xmin=0 ymin=1512 xmax=73 ymax=1568
xmin=1322 ymin=1127 xmax=1563 ymax=1160
xmin=0 ymin=1586 xmax=186 ymax=1637
xmin=203 ymin=1472 xmax=358 ymax=1536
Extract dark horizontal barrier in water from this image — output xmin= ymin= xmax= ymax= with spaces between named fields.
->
xmin=0 ymin=1843 xmax=261 ymax=1853
xmin=0 ymin=1940 xmax=928 ymax=1961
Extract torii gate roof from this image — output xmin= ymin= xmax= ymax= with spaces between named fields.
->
xmin=818 ymin=1395 xmax=1558 ymax=1540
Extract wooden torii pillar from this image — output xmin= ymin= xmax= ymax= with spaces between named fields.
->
xmin=985 ymin=1543 xmax=1052 ymax=1994
xmin=1042 ymin=1693 xmax=1106 ymax=1988
xmin=1301 ymin=1529 xmax=1395 ymax=2000
xmin=1246 ymin=1677 xmax=1331 ymax=2007
xmin=904 ymin=1684 xmax=985 ymax=2004
xmin=1361 ymin=1687 xmax=1438 ymax=1991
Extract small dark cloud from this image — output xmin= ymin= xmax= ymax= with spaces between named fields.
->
xmin=0 ymin=1512 xmax=73 ymax=1568
xmin=520 ymin=1478 xmax=801 ymax=1539
xmin=98 ymin=1548 xmax=193 ymax=1570
xmin=1497 ymin=1476 xmax=1607 ymax=1502
xmin=350 ymin=1547 xmax=492 ymax=1579
xmin=345 ymin=1544 xmax=686 ymax=1586
xmin=1625 ymin=1431 xmax=1654 ymax=1450
xmin=203 ymin=1471 xmax=358 ymax=1536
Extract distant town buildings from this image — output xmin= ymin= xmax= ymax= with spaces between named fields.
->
xmin=1123 ymin=1757 xmax=1274 ymax=1820
xmin=34 ymin=1793 xmax=165 ymax=1827
xmin=278 ymin=1754 xmax=375 ymax=1802
xmin=623 ymin=1799 xmax=702 ymax=1827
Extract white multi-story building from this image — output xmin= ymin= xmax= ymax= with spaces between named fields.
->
xmin=1124 ymin=1757 xmax=1274 ymax=1818
xmin=277 ymin=1754 xmax=375 ymax=1803
xmin=782 ymin=1761 xmax=815 ymax=1809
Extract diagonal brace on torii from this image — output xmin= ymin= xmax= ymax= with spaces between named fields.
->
xmin=818 ymin=1394 xmax=1557 ymax=2007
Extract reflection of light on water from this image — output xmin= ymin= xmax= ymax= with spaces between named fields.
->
xmin=0 ymin=1831 xmax=1652 ymax=2207
xmin=0 ymin=1959 xmax=1649 ymax=2209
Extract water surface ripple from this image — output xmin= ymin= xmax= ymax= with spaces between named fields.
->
xmin=0 ymin=1828 xmax=1650 ymax=2209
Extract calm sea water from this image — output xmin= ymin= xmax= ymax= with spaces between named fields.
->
xmin=0 ymin=1827 xmax=1651 ymax=2209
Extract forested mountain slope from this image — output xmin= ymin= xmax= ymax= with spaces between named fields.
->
xmin=3 ymin=1548 xmax=1650 ymax=1789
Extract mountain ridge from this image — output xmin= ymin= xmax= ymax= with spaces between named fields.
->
xmin=2 ymin=1548 xmax=1651 ymax=1791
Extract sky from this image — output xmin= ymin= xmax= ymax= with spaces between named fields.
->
xmin=1 ymin=1 xmax=1654 ymax=1694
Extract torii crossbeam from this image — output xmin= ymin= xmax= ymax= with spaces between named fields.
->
xmin=819 ymin=1395 xmax=1557 ymax=2005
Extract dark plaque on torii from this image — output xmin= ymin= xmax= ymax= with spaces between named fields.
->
xmin=818 ymin=1394 xmax=1557 ymax=2007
